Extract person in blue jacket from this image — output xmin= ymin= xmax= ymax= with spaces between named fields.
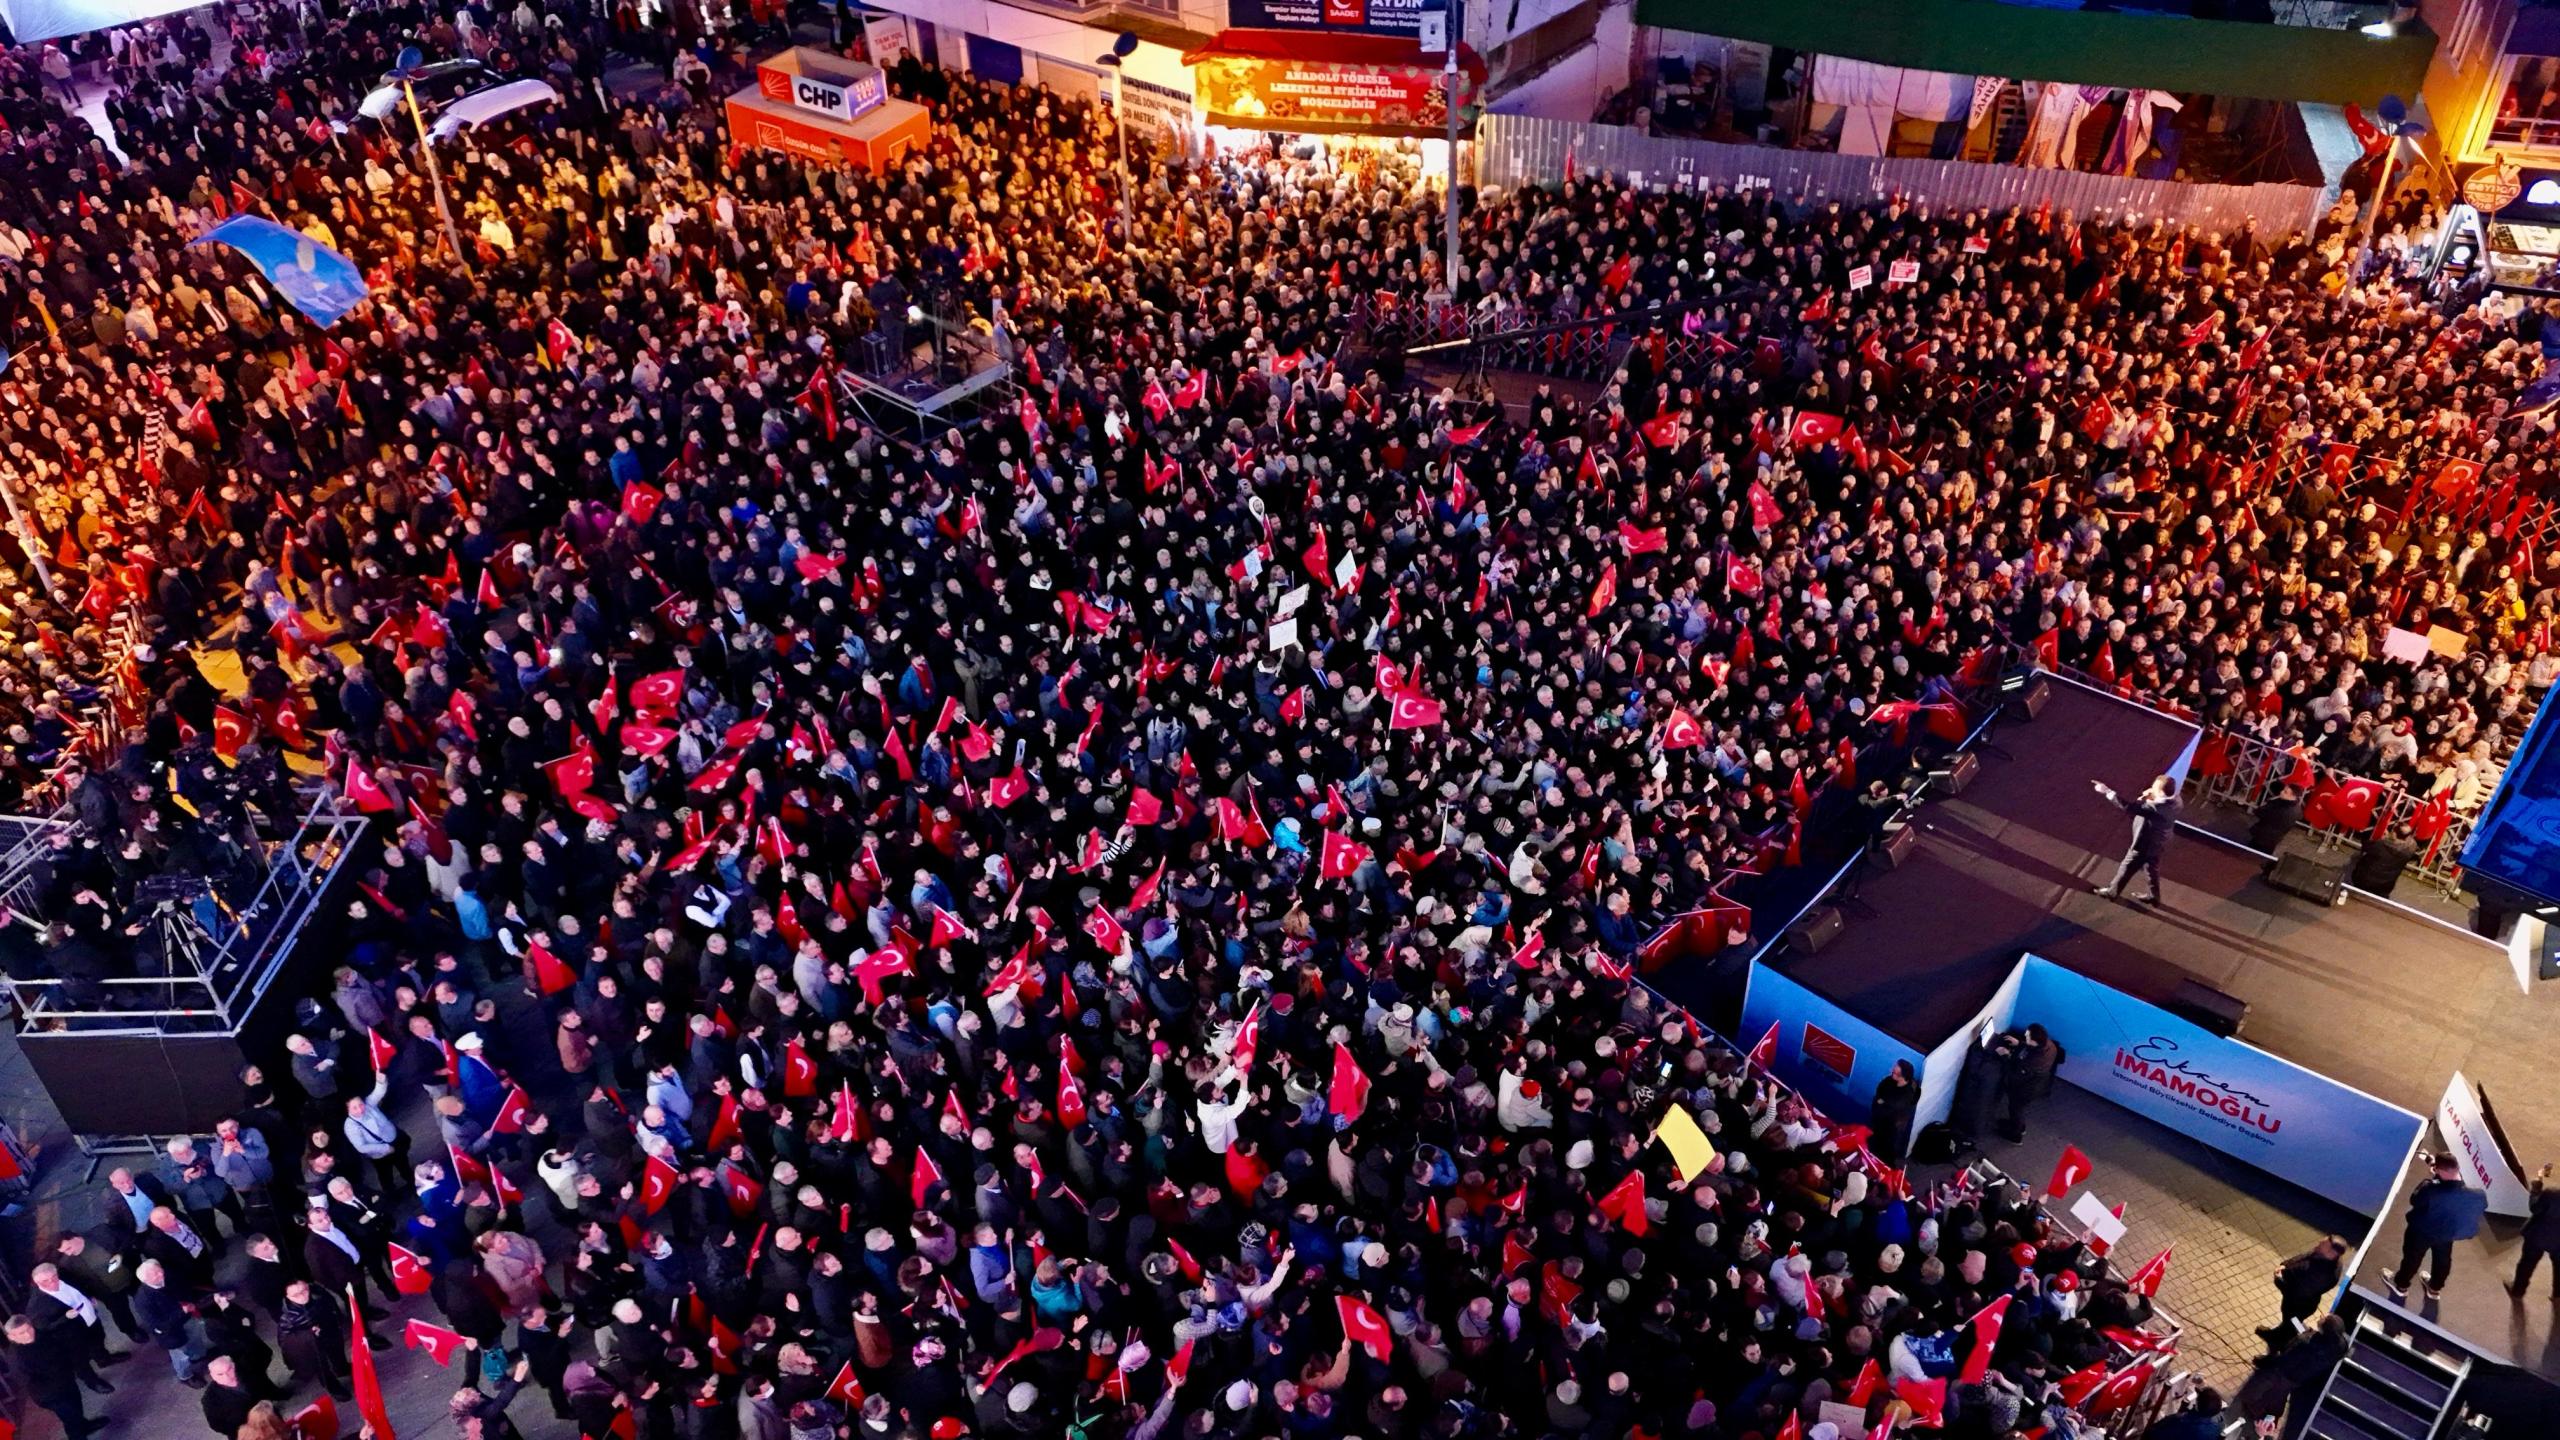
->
xmin=2387 ymin=1153 xmax=2487 ymax=1300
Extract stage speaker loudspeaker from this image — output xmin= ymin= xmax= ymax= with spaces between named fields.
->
xmin=2009 ymin=678 xmax=2050 ymax=719
xmin=1784 ymin=905 xmax=1845 ymax=955
xmin=1938 ymin=753 xmax=1980 ymax=795
xmin=2167 ymin=979 xmax=2248 ymax=1038
xmin=1877 ymin=823 xmax=1919 ymax=869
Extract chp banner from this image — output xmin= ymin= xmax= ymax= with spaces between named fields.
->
xmin=2436 ymin=1070 xmax=2533 ymax=1217
xmin=1736 ymin=961 xmax=1926 ymax=1126
xmin=2012 ymin=957 xmax=2422 ymax=1216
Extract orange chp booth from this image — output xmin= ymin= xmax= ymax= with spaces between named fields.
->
xmin=726 ymin=47 xmax=932 ymax=169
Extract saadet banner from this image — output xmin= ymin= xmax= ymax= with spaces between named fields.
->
xmin=2012 ymin=957 xmax=2423 ymax=1216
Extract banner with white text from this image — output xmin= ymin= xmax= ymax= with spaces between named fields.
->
xmin=2013 ymin=956 xmax=2423 ymax=1216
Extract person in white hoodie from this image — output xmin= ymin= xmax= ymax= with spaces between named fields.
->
xmin=1496 ymin=1068 xmax=1552 ymax=1131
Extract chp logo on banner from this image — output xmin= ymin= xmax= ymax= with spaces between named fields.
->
xmin=1802 ymin=1022 xmax=1858 ymax=1079
xmin=2437 ymin=1071 xmax=2533 ymax=1217
xmin=2012 ymin=957 xmax=2422 ymax=1216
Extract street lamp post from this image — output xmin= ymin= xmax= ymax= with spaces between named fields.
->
xmin=1442 ymin=0 xmax=1461 ymax=300
xmin=1100 ymin=34 xmax=1139 ymax=247
xmin=391 ymin=49 xmax=474 ymax=280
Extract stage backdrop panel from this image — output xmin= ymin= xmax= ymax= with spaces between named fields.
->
xmin=1914 ymin=956 xmax=2026 ymax=1137
xmin=1738 ymin=962 xmax=1927 ymax=1124
xmin=2013 ymin=956 xmax=2423 ymax=1216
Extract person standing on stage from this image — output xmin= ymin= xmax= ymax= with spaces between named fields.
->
xmin=2093 ymin=774 xmax=2181 ymax=903
xmin=2388 ymin=1153 xmax=2487 ymax=1301
xmin=2509 ymin=1162 xmax=2560 ymax=1299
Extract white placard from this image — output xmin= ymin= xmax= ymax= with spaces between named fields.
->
xmin=1889 ymin=259 xmax=1920 ymax=285
xmin=2070 ymin=1190 xmax=2127 ymax=1249
xmin=1627 ymin=170 xmax=1644 ymax=188
xmin=1269 ymin=617 xmax=1302 ymax=651
xmin=1848 ymin=264 xmax=1874 ymax=291
xmin=2437 ymin=1071 xmax=2533 ymax=1216
xmin=1278 ymin=584 xmax=1311 ymax=617
xmin=2382 ymin=626 xmax=2433 ymax=664
xmin=1334 ymin=552 xmax=1358 ymax=591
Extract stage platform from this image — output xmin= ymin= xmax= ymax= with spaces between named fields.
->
xmin=1749 ymin=682 xmax=2560 ymax=1162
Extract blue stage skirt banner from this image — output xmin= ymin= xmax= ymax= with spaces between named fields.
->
xmin=1737 ymin=963 xmax=1927 ymax=1124
xmin=2014 ymin=956 xmax=2422 ymax=1216
xmin=189 ymin=216 xmax=371 ymax=328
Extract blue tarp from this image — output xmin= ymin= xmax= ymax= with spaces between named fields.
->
xmin=188 ymin=216 xmax=370 ymax=328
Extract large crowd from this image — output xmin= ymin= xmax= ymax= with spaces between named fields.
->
xmin=0 ymin=0 xmax=2546 ymax=1439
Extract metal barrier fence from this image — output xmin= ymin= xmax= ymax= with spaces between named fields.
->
xmin=2043 ymin=663 xmax=2481 ymax=896
xmin=4 ymin=804 xmax=370 ymax=1033
xmin=1474 ymin=115 xmax=2325 ymax=239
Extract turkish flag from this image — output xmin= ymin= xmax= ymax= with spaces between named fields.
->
xmin=211 ymin=705 xmax=251 ymax=759
xmin=366 ymin=1027 xmax=397 ymax=1074
xmin=1337 ymin=1295 xmax=1393 ymax=1362
xmin=1891 ymin=1377 xmax=1946 ymax=1428
xmin=1617 ymin=519 xmax=1668 ymax=554
xmin=1279 ymin=687 xmax=1305 ymax=724
xmin=404 ymin=1318 xmax=467 ymax=1367
xmin=1746 ymin=1020 xmax=1780 ymax=1070
xmin=1127 ymin=788 xmax=1163 ymax=826
xmin=2057 ymin=1359 xmax=2111 ymax=1407
xmin=1057 ymin=1062 xmax=1087 ymax=1130
xmin=687 ymin=752 xmax=743 ymax=794
xmin=1328 ymin=1042 xmax=1371 ymax=1121
xmin=1846 ymin=1358 xmax=1882 ymax=1406
xmin=2086 ymin=1360 xmax=2154 ymax=1417
xmin=629 ymin=669 xmax=686 ymax=715
xmin=342 ymin=762 xmax=397 ymax=814
xmin=910 ymin=1147 xmax=943 ymax=1208
xmin=989 ymin=768 xmax=1030 ymax=809
xmin=1788 ymin=412 xmax=1844 ymax=449
xmin=349 ymin=1294 xmax=396 ymax=1440
xmin=620 ymin=724 xmax=678 ymax=758
xmin=1747 ymin=481 xmax=1784 ymax=529
xmin=2047 ymin=1143 xmax=2094 ymax=1198
xmin=927 ymin=906 xmax=974 ymax=949
xmin=1387 ymin=690 xmax=1444 ymax=730
xmin=1957 ymin=1294 xmax=2010 ymax=1384
xmin=1166 ymin=1338 xmax=1197 ymax=1388
xmin=2126 ymin=1246 xmax=2171 ymax=1297
xmin=386 ymin=1242 xmax=434 ymax=1296
xmin=621 ymin=482 xmax=663 ymax=526
xmin=825 ymin=1361 xmax=865 ymax=1405
xmin=491 ymin=1086 xmax=536 ymax=1135
xmin=640 ymin=1155 xmax=680 ymax=1214
xmin=528 ymin=942 xmax=577 ymax=997
xmin=782 ymin=1038 xmax=818 ymax=1097
xmin=1658 ymin=708 xmax=1705 ymax=750
xmin=829 ymin=1082 xmax=866 ymax=1145
xmin=290 ymin=1395 xmax=340 ymax=1440
xmin=1596 ymin=1170 xmax=1649 ymax=1235
xmin=1587 ymin=560 xmax=1618 ymax=617
xmin=542 ymin=753 xmax=598 ymax=801
xmin=1083 ymin=903 xmax=1128 ymax=955
xmin=1511 ymin=928 xmax=1547 ymax=972
xmin=1319 ymin=830 xmax=1371 ymax=880
xmin=720 ymin=1163 xmax=766 ymax=1218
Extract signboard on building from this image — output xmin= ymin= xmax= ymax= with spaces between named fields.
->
xmin=1190 ymin=51 xmax=1476 ymax=137
xmin=1230 ymin=0 xmax=1430 ymax=37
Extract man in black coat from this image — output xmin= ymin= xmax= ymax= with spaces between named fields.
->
xmin=2260 ymin=1235 xmax=2346 ymax=1347
xmin=199 ymin=1353 xmax=260 ymax=1437
xmin=2511 ymin=1162 xmax=2560 ymax=1299
xmin=5 ymin=1313 xmax=107 ymax=1439
xmin=132 ymin=1258 xmax=205 ymax=1384
xmin=300 ymin=1203 xmax=379 ymax=1326
xmin=2094 ymin=774 xmax=2181 ymax=903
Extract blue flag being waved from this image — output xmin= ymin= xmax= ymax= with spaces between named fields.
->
xmin=188 ymin=215 xmax=370 ymax=327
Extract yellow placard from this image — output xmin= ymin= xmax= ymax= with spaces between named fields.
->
xmin=1654 ymin=1103 xmax=1714 ymax=1183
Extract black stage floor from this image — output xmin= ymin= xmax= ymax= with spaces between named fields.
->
xmin=1756 ymin=683 xmax=2560 ymax=1163
xmin=2353 ymin=1157 xmax=2560 ymax=1384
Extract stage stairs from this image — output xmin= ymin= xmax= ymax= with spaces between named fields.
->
xmin=2296 ymin=1308 xmax=2471 ymax=1440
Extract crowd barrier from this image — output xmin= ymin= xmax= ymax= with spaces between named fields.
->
xmin=1473 ymin=114 xmax=2325 ymax=240
xmin=2044 ymin=662 xmax=2480 ymax=895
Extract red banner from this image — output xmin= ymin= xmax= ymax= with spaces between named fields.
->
xmin=1191 ymin=53 xmax=1478 ymax=136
